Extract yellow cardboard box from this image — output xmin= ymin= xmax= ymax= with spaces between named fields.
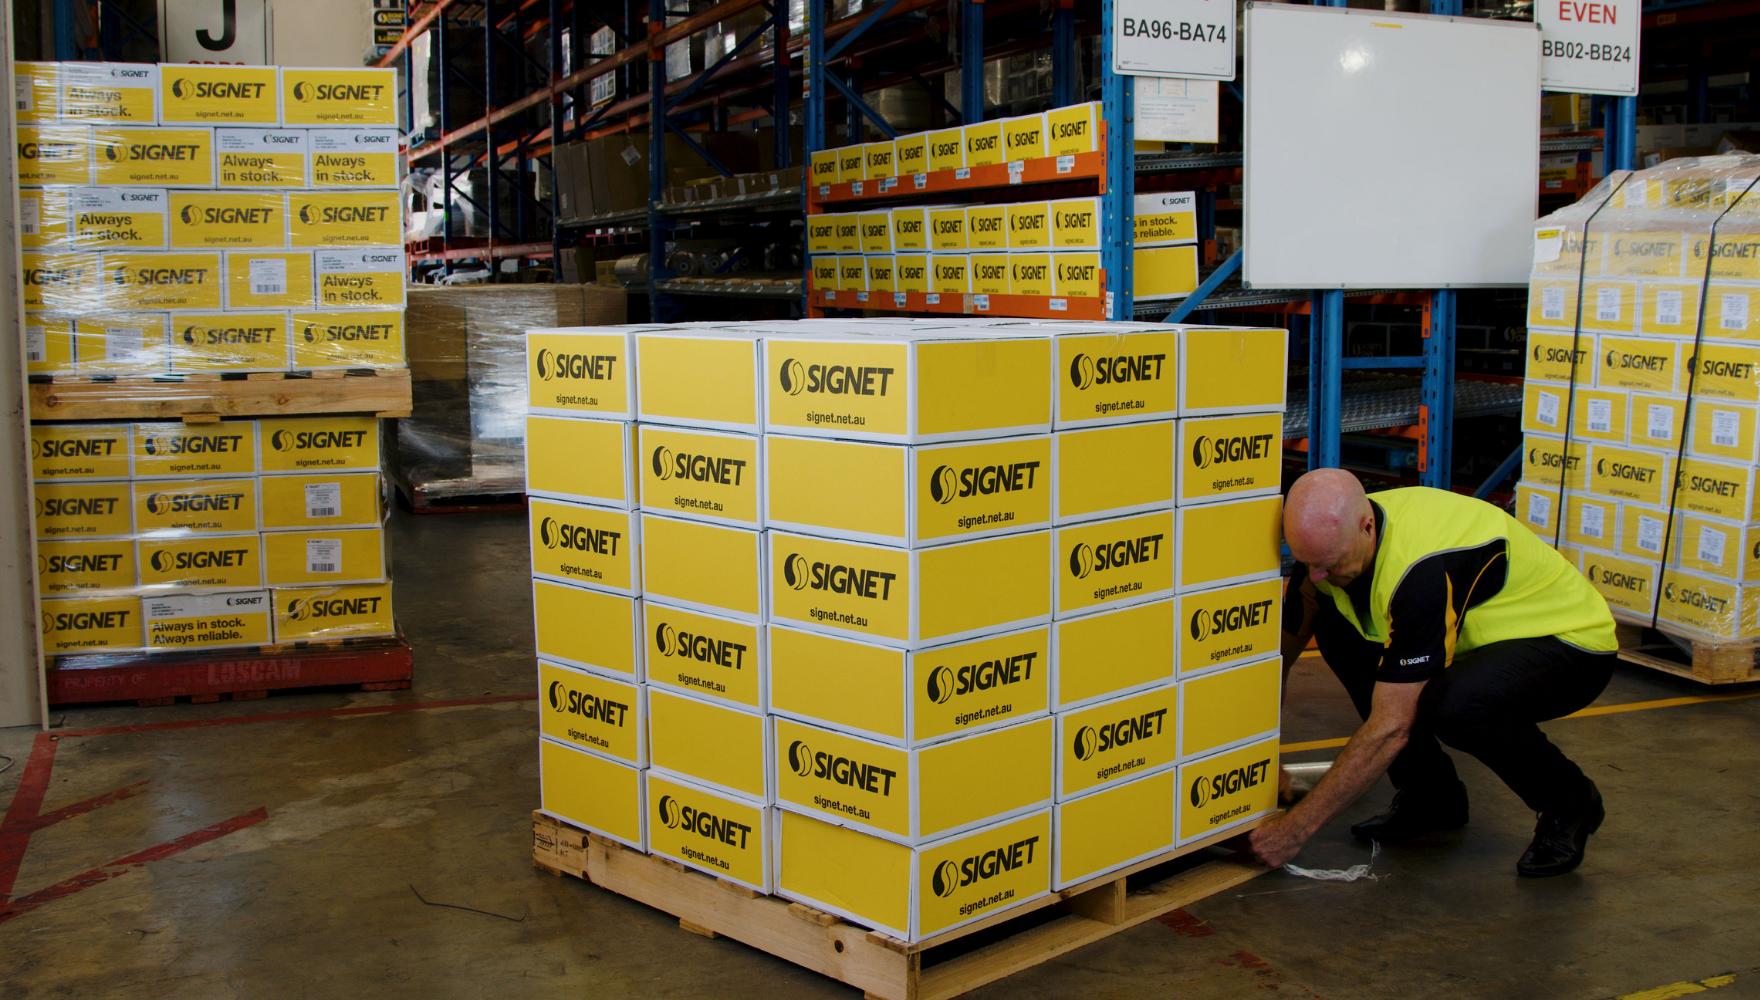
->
xmin=963 ymin=120 xmax=1004 ymax=167
xmin=168 ymin=312 xmax=290 ymax=372
xmin=258 ymin=471 xmax=382 ymax=529
xmin=1705 ymin=282 xmax=1760 ymax=341
xmin=1525 ymin=329 xmax=1593 ymax=384
xmin=1177 ymin=326 xmax=1288 ymax=416
xmin=1687 ymin=342 xmax=1760 ymax=403
xmin=859 ymin=211 xmax=893 ymax=254
xmin=1581 ymin=549 xmax=1660 ymax=616
xmin=1176 ymin=578 xmax=1281 ymax=677
xmin=646 ymin=771 xmax=774 ymax=893
xmin=532 ymin=579 xmax=641 ymax=680
xmin=1002 ymin=113 xmax=1046 ymax=161
xmin=525 ymin=328 xmax=637 ymax=420
xmin=1582 ymin=278 xmax=1637 ymax=334
xmin=15 ymin=62 xmax=60 ymax=123
xmin=1053 ymin=421 xmax=1175 ymax=524
xmin=866 ymin=255 xmax=897 ymax=293
xmin=777 ymin=807 xmax=1051 ymax=942
xmin=1055 ymin=682 xmax=1178 ymax=800
xmin=1053 ymin=327 xmax=1177 ymax=428
xmin=1674 ymin=455 xmax=1758 ymax=522
xmin=102 ymin=251 xmax=223 ymax=309
xmin=280 ymin=67 xmax=398 ymax=126
xmin=540 ymin=737 xmax=645 ymax=850
xmin=146 ymin=530 xmax=266 ymax=587
xmin=1044 ymin=102 xmax=1099 ymax=156
xmin=143 ymin=589 xmax=272 ymax=649
xmin=930 ymin=254 xmax=970 ymax=294
xmin=71 ymin=312 xmax=172 ymax=374
xmin=1176 ymin=735 xmax=1279 ymax=844
xmin=928 ymin=127 xmax=965 ymax=172
xmin=806 ymin=214 xmax=837 ymax=254
xmin=1604 ymin=229 xmax=1686 ymax=279
xmin=290 ymin=309 xmax=405 ymax=368
xmin=636 ymin=329 xmax=764 ymax=432
xmin=1177 ymin=413 xmax=1282 ymax=505
xmin=131 ymin=420 xmax=257 ymax=478
xmin=525 ymin=415 xmax=633 ymax=507
xmin=836 ymin=145 xmax=865 ymax=184
xmin=642 ymin=512 xmax=762 ymax=621
xmin=967 ymin=206 xmax=1007 ymax=253
xmin=1006 ymin=202 xmax=1051 ymax=250
xmin=649 ymin=686 xmax=770 ymax=802
xmin=1527 ymin=278 xmax=1579 ymax=331
xmin=169 ymin=190 xmax=286 ymax=248
xmin=287 ymin=190 xmax=400 ymax=247
xmin=1008 ymin=253 xmax=1053 ymax=297
xmin=92 ymin=126 xmax=214 ymax=186
xmin=1178 ymin=656 xmax=1280 ymax=759
xmin=969 ymin=253 xmax=1009 ymax=295
xmin=31 ymin=424 xmax=132 ymax=480
xmin=70 ymin=188 xmax=169 ymax=250
xmin=1587 ymin=443 xmax=1671 ymax=505
xmin=1051 ymin=598 xmax=1175 ymax=710
xmin=894 ymin=134 xmax=930 ymax=176
xmin=1690 ymin=400 xmax=1760 ymax=464
xmin=259 ymin=415 xmax=378 ymax=473
xmin=18 ymin=126 xmax=94 ymax=185
xmin=215 ymin=128 xmax=308 ymax=187
xmin=890 ymin=207 xmax=928 ymax=252
xmin=832 ymin=214 xmax=861 ymax=253
xmin=1175 ymin=495 xmax=1283 ymax=592
xmin=1053 ymin=769 xmax=1175 ymax=889
xmin=768 ymin=528 xmax=1050 ymax=648
xmin=314 ymin=248 xmax=405 ymax=308
xmin=262 ymin=526 xmax=383 ymax=585
xmin=36 ymin=537 xmax=136 ymax=593
xmin=894 ymin=254 xmax=930 ymax=293
xmin=839 ymin=256 xmax=869 ymax=294
xmin=227 ymin=250 xmax=314 ymax=309
xmin=1616 ymin=500 xmax=1670 ymax=562
xmin=765 ymin=432 xmax=1051 ymax=546
xmin=132 ymin=478 xmax=258 ymax=535
xmin=810 ymin=255 xmax=840 ymax=292
xmin=23 ymin=250 xmax=102 ymax=310
xmin=24 ymin=313 xmax=76 ymax=375
xmin=529 ymin=498 xmax=638 ymax=595
xmin=762 ymin=330 xmax=1051 ymax=444
xmin=273 ymin=582 xmax=395 ymax=641
xmin=645 ymin=600 xmax=764 ymax=710
xmin=159 ymin=65 xmax=280 ymax=125
xmin=1656 ymin=569 xmax=1760 ymax=639
xmin=1563 ymin=491 xmax=1619 ymax=552
xmin=538 ymin=660 xmax=646 ymax=765
xmin=40 ymin=595 xmax=143 ymax=652
xmin=863 ymin=141 xmax=896 ymax=181
xmin=1054 ymin=510 xmax=1174 ymax=618
xmin=1521 ymin=433 xmax=1588 ymax=491
xmin=1598 ymin=335 xmax=1680 ymax=394
xmin=306 ymin=129 xmax=398 ymax=186
xmin=1514 ymin=482 xmax=1561 ymax=538
xmin=21 ymin=188 xmax=72 ymax=250
xmin=1640 ymin=280 xmax=1701 ymax=338
xmin=929 ymin=207 xmax=969 ymax=251
xmin=1134 ymin=245 xmax=1199 ymax=301
xmin=1048 ymin=198 xmax=1100 ymax=251
xmin=809 ymin=149 xmax=839 ymax=188
xmin=775 ymin=715 xmax=1053 ymax=843
xmin=34 ymin=480 xmax=134 ymax=538
xmin=768 ymin=622 xmax=1049 ymax=747
xmin=1132 ymin=192 xmax=1197 ymax=247
xmin=638 ymin=424 xmax=760 ymax=528
xmin=1673 ymin=513 xmax=1760 ymax=583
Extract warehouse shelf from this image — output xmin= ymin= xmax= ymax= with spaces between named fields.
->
xmin=657 ymin=276 xmax=805 ymax=298
xmin=1282 ymin=373 xmax=1523 ymax=440
xmin=812 ymin=289 xmax=1105 ymax=319
xmin=809 ymin=151 xmax=1107 ymax=206
xmin=1134 ymin=151 xmax=1243 ymax=174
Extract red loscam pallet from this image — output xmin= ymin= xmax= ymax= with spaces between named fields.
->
xmin=46 ymin=633 xmax=414 ymax=707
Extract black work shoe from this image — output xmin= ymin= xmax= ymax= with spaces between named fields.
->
xmin=1349 ymin=781 xmax=1469 ymax=842
xmin=1517 ymin=781 xmax=1605 ymax=878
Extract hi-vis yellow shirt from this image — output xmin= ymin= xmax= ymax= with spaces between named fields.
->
xmin=1286 ymin=488 xmax=1616 ymax=681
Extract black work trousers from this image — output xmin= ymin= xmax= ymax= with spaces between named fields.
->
xmin=1312 ymin=606 xmax=1615 ymax=815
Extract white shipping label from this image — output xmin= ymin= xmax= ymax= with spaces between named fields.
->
xmin=1587 ymin=398 xmax=1612 ymax=433
xmin=1580 ymin=503 xmax=1605 ymax=539
xmin=1624 ymin=180 xmax=1648 ymax=208
xmin=306 ymin=538 xmax=342 ymax=574
xmin=15 ymin=75 xmax=31 ymax=112
xmin=1542 ymin=286 xmax=1565 ymax=321
xmin=215 ymin=128 xmax=309 ymax=153
xmin=1712 ymin=409 xmax=1741 ymax=448
xmin=1723 ymin=293 xmax=1750 ymax=331
xmin=1647 ymin=404 xmax=1675 ymax=441
xmin=307 ymin=129 xmax=399 ymax=154
xmin=1528 ymin=491 xmax=1553 ymax=527
xmin=145 ymin=590 xmax=268 ymax=621
xmin=105 ymin=325 xmax=145 ymax=360
xmin=314 ymin=249 xmax=404 ymax=274
xmin=73 ymin=187 xmax=167 ymax=213
xmin=1698 ymin=526 xmax=1727 ymax=567
xmin=249 ymin=257 xmax=288 ymax=296
xmin=1536 ymin=390 xmax=1561 ymax=428
xmin=304 ymin=482 xmax=342 ymax=519
xmin=24 ymin=325 xmax=46 ymax=363
xmin=1655 ymin=289 xmax=1683 ymax=327
xmin=1534 ymin=228 xmax=1564 ymax=264
xmin=1597 ymin=286 xmax=1622 ymax=323
xmin=1637 ymin=514 xmax=1664 ymax=555
xmin=620 ymin=145 xmax=641 ymax=166
xmin=20 ymin=196 xmax=39 ymax=235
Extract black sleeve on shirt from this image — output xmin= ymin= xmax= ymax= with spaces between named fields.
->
xmin=1283 ymin=566 xmax=1318 ymax=639
xmin=1378 ymin=555 xmax=1450 ymax=684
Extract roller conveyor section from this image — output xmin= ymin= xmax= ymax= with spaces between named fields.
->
xmin=1282 ymin=372 xmax=1524 ymax=440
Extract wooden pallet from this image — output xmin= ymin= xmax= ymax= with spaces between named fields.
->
xmin=29 ymin=368 xmax=413 ymax=422
xmin=1612 ymin=616 xmax=1760 ymax=685
xmin=45 ymin=632 xmax=414 ymax=706
xmin=533 ymin=810 xmax=1271 ymax=1000
xmin=394 ymin=478 xmax=528 ymax=515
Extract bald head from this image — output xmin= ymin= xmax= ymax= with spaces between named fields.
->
xmin=1285 ymin=469 xmax=1377 ymax=586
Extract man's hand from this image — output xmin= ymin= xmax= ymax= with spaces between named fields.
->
xmin=1249 ymin=810 xmax=1311 ymax=867
xmin=1278 ymin=765 xmax=1295 ymax=804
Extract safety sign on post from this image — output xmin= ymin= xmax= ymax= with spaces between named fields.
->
xmin=1535 ymin=0 xmax=1638 ymax=96
xmin=1111 ymin=0 xmax=1236 ymax=81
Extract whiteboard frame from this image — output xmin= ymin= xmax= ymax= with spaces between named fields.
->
xmin=1241 ymin=3 xmax=1540 ymax=289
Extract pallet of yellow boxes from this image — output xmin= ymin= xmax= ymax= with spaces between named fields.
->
xmin=1516 ymin=155 xmax=1760 ymax=684
xmin=527 ymin=317 xmax=1291 ymax=995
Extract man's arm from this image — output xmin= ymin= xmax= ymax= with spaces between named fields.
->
xmin=1249 ymin=679 xmax=1426 ymax=867
xmin=1281 ymin=571 xmax=1319 ymax=673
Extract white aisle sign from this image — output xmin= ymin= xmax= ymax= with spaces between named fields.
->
xmin=1112 ymin=0 xmax=1236 ymax=81
xmin=160 ymin=0 xmax=272 ymax=64
xmin=1536 ymin=0 xmax=1638 ymax=96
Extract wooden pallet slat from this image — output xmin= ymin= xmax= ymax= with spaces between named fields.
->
xmin=1611 ymin=612 xmax=1760 ymax=685
xmin=532 ymin=810 xmax=1271 ymax=1000
xmin=30 ymin=369 xmax=413 ymax=422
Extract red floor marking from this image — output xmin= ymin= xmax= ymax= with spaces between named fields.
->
xmin=1233 ymin=951 xmax=1274 ymax=972
xmin=1157 ymin=908 xmax=1216 ymax=936
xmin=57 ymin=692 xmax=538 ymax=738
xmin=0 ymin=807 xmax=268 ymax=926
xmin=0 ymin=734 xmax=60 ymax=901
xmin=25 ymin=780 xmax=153 ymax=834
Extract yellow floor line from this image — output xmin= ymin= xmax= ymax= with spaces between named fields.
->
xmin=1617 ymin=973 xmax=1737 ymax=1000
xmin=1279 ymin=691 xmax=1760 ymax=754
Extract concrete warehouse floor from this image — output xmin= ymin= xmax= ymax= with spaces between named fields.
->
xmin=2 ymin=506 xmax=1758 ymax=999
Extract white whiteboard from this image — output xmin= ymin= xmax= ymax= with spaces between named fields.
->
xmin=1242 ymin=4 xmax=1540 ymax=288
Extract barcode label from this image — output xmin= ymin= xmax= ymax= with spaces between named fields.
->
xmin=1580 ymin=503 xmax=1604 ymax=539
xmin=1655 ymin=289 xmax=1683 ymax=327
xmin=305 ymin=482 xmax=343 ymax=519
xmin=1723 ymin=293 xmax=1749 ymax=331
xmin=1535 ymin=390 xmax=1560 ymax=428
xmin=105 ymin=325 xmax=145 ymax=360
xmin=1647 ymin=404 xmax=1674 ymax=440
xmin=15 ymin=76 xmax=30 ymax=112
xmin=249 ymin=258 xmax=288 ymax=297
xmin=1586 ymin=398 xmax=1611 ymax=433
xmin=25 ymin=325 xmax=46 ymax=364
xmin=19 ymin=197 xmax=39 ymax=236
xmin=307 ymin=538 xmax=343 ymax=574
xmin=1712 ymin=409 xmax=1741 ymax=448
xmin=1527 ymin=491 xmax=1551 ymax=527
xmin=1541 ymin=287 xmax=1564 ymax=321
xmin=1636 ymin=515 xmax=1664 ymax=555
xmin=1596 ymin=286 xmax=1621 ymax=323
xmin=1698 ymin=526 xmax=1727 ymax=567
